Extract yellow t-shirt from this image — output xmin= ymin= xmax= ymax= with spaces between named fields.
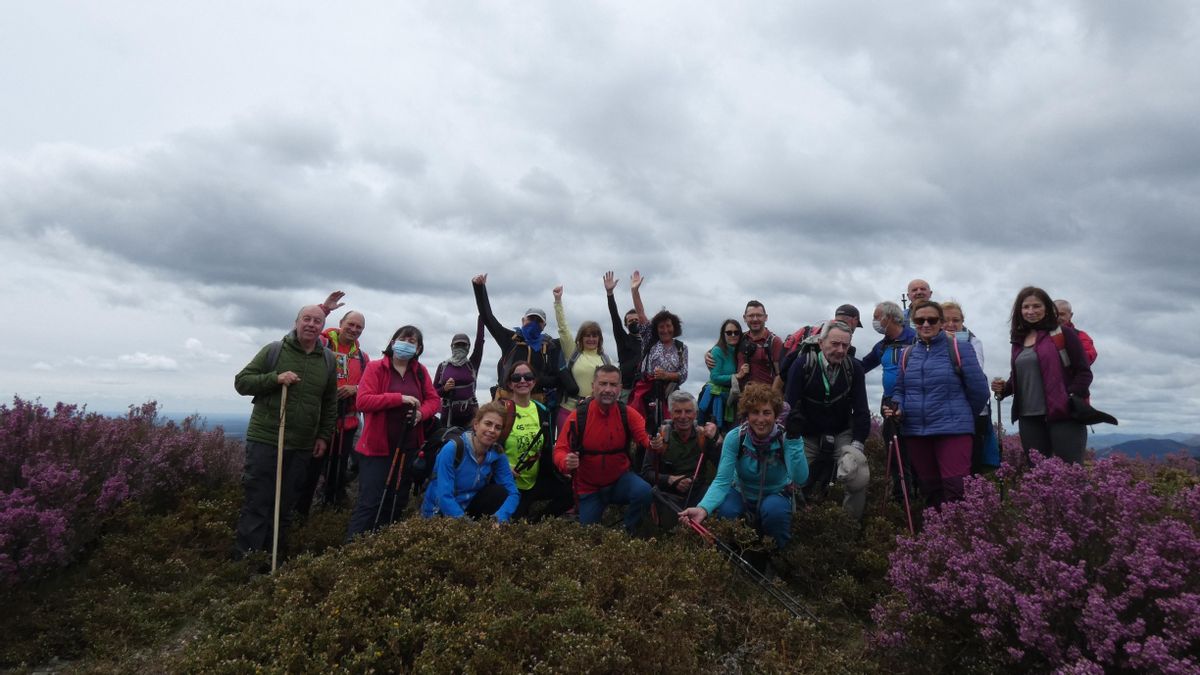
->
xmin=504 ymin=401 xmax=543 ymax=491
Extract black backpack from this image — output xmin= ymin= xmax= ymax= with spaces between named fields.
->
xmin=413 ymin=425 xmax=467 ymax=487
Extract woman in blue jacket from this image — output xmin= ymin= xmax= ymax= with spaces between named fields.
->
xmin=883 ymin=301 xmax=989 ymax=508
xmin=421 ymin=402 xmax=520 ymax=522
xmin=698 ymin=319 xmax=747 ymax=432
xmin=679 ymin=383 xmax=808 ymax=549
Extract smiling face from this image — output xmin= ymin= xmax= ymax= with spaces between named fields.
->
xmin=942 ymin=307 xmax=963 ymax=333
xmin=580 ymin=327 xmax=601 ymax=351
xmin=907 ymin=279 xmax=931 ymax=303
xmin=339 ymin=311 xmax=365 ymax=343
xmin=743 ymin=305 xmax=766 ymax=333
xmin=656 ymin=319 xmax=674 ymax=343
xmin=722 ymin=320 xmax=742 ymax=346
xmin=912 ymin=306 xmax=943 ymax=341
xmin=747 ymin=404 xmax=777 ymax=438
xmin=670 ymin=400 xmax=697 ymax=433
xmin=294 ymin=305 xmax=326 ymax=345
xmin=473 ymin=412 xmax=504 ymax=448
xmin=1021 ymin=295 xmax=1046 ymax=325
xmin=508 ymin=364 xmax=536 ymax=394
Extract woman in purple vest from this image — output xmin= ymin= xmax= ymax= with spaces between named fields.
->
xmin=991 ymin=287 xmax=1093 ymax=463
xmin=433 ymin=317 xmax=486 ymax=428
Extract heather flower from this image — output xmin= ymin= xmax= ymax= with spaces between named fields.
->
xmin=870 ymin=451 xmax=1200 ymax=672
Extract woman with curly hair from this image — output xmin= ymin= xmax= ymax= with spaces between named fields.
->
xmin=627 ymin=270 xmax=688 ymax=434
xmin=679 ymin=383 xmax=808 ymax=549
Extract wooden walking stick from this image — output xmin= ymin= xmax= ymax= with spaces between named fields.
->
xmin=271 ymin=384 xmax=289 ymax=573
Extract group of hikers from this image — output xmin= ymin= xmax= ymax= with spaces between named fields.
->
xmin=230 ymin=273 xmax=1101 ymax=567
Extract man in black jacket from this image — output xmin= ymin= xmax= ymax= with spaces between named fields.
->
xmin=783 ymin=321 xmax=871 ymax=520
xmin=603 ymin=271 xmax=642 ymax=402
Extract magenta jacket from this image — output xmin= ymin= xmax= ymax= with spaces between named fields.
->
xmin=1004 ymin=326 xmax=1093 ymax=423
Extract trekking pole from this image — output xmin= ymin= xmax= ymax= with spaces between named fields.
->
xmin=271 ymin=384 xmax=289 ymax=573
xmin=654 ymin=490 xmax=819 ymax=623
xmin=387 ymin=418 xmax=413 ymax=524
xmin=324 ymin=408 xmax=343 ymax=505
xmin=681 ymin=439 xmax=708 ymax=507
xmin=890 ymin=433 xmax=915 ymax=536
xmin=373 ymin=409 xmax=410 ymax=529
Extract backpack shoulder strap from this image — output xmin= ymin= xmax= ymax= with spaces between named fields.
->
xmin=264 ymin=340 xmax=284 ymax=371
xmin=948 ymin=336 xmax=963 ymax=377
xmin=573 ymin=399 xmax=590 ymax=451
xmin=900 ymin=345 xmax=913 ymax=373
xmin=1049 ymin=327 xmax=1072 ymax=368
xmin=618 ymin=401 xmax=631 ymax=446
xmin=452 ymin=434 xmax=467 ymax=469
xmin=434 ymin=360 xmax=449 ymax=387
xmin=497 ymin=398 xmax=518 ymax=445
xmin=323 ymin=348 xmax=337 ymax=382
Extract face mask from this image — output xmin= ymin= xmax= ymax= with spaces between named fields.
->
xmin=628 ymin=323 xmax=640 ymax=335
xmin=953 ymin=331 xmax=969 ymax=343
xmin=392 ymin=341 xmax=418 ymax=359
xmin=520 ymin=322 xmax=543 ymax=342
xmin=872 ymin=320 xmax=885 ymax=335
xmin=451 ymin=346 xmax=469 ymax=361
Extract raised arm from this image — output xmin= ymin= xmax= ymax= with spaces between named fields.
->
xmin=472 ymin=274 xmax=511 ymax=344
xmin=553 ymin=285 xmax=576 ymax=360
xmin=630 ymin=270 xmax=649 ymax=325
xmin=469 ymin=315 xmax=486 ymax=373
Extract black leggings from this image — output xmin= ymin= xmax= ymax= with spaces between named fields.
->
xmin=465 ymin=483 xmax=511 ymax=518
xmin=1018 ymin=415 xmax=1086 ymax=464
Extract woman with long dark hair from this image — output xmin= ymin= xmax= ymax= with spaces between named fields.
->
xmin=698 ymin=319 xmax=748 ymax=431
xmin=991 ymin=286 xmax=1093 ymax=463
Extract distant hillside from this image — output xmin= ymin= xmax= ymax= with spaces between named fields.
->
xmin=1094 ymin=438 xmax=1199 ymax=460
xmin=1089 ymin=432 xmax=1200 ymax=449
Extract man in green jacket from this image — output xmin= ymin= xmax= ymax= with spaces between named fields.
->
xmin=232 ymin=304 xmax=338 ymax=562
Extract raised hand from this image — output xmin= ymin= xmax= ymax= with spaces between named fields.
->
xmin=553 ymin=285 xmax=563 ymax=302
xmin=472 ymin=274 xmax=488 ymax=286
xmin=603 ymin=271 xmax=618 ymax=293
xmin=322 ymin=291 xmax=346 ymax=313
xmin=630 ymin=270 xmax=644 ymax=290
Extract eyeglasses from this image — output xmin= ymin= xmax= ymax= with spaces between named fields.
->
xmin=724 ymin=330 xmax=742 ymax=336
xmin=913 ymin=317 xmax=941 ymax=326
xmin=510 ymin=373 xmax=536 ymax=383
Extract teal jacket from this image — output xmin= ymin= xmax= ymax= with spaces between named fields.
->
xmin=707 ymin=345 xmax=737 ymax=390
xmin=698 ymin=426 xmax=807 ymax=514
xmin=234 ymin=331 xmax=338 ymax=450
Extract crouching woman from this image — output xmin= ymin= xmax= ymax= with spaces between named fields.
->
xmin=679 ymin=383 xmax=808 ymax=549
xmin=421 ymin=402 xmax=520 ymax=522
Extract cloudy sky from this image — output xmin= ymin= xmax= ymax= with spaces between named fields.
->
xmin=3 ymin=1 xmax=1198 ymax=433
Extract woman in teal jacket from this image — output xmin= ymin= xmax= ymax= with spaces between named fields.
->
xmin=698 ymin=319 xmax=748 ymax=432
xmin=680 ymin=383 xmax=808 ymax=548
xmin=421 ymin=402 xmax=520 ymax=522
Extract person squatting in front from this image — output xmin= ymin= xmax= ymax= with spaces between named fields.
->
xmin=554 ymin=364 xmax=656 ymax=534
xmin=420 ymin=402 xmax=520 ymax=522
xmin=641 ymin=390 xmax=720 ymax=528
xmin=679 ymin=383 xmax=809 ymax=550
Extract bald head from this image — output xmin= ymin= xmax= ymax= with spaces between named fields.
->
xmin=339 ymin=311 xmax=366 ymax=343
xmin=907 ymin=279 xmax=932 ymax=303
xmin=1054 ymin=300 xmax=1073 ymax=325
xmin=294 ymin=305 xmax=327 ymax=350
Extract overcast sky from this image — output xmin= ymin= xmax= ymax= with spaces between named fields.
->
xmin=3 ymin=1 xmax=1198 ymax=434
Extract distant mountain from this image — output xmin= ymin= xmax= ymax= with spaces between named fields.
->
xmin=1094 ymin=438 xmax=1198 ymax=460
xmin=1088 ymin=432 xmax=1200 ymax=449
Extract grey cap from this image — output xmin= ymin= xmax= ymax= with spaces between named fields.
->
xmin=524 ymin=307 xmax=548 ymax=323
xmin=450 ymin=333 xmax=470 ymax=346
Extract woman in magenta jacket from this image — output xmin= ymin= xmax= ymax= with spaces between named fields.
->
xmin=991 ymin=286 xmax=1093 ymax=464
xmin=345 ymin=325 xmax=441 ymax=540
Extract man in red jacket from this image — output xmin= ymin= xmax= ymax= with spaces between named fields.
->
xmin=555 ymin=364 xmax=656 ymax=533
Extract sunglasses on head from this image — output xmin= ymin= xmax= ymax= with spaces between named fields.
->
xmin=913 ymin=317 xmax=941 ymax=326
xmin=724 ymin=330 xmax=742 ymax=336
xmin=510 ymin=373 xmax=536 ymax=383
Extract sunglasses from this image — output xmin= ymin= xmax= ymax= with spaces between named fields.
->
xmin=510 ymin=373 xmax=536 ymax=383
xmin=913 ymin=317 xmax=942 ymax=326
xmin=724 ymin=330 xmax=742 ymax=336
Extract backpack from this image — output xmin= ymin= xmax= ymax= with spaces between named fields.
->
xmin=498 ymin=335 xmax=558 ymax=390
xmin=559 ymin=350 xmax=613 ymax=398
xmin=434 ymin=359 xmax=478 ymax=397
xmin=251 ymin=338 xmax=337 ymax=405
xmin=414 ymin=425 xmax=468 ymax=484
xmin=779 ymin=325 xmax=823 ymax=382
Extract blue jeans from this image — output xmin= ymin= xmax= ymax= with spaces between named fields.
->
xmin=714 ymin=488 xmax=792 ymax=549
xmin=577 ymin=471 xmax=652 ymax=534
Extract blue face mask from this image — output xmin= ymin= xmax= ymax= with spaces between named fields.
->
xmin=953 ymin=330 xmax=969 ymax=343
xmin=392 ymin=341 xmax=418 ymax=360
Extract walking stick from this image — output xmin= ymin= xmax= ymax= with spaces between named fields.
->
xmin=890 ymin=432 xmax=915 ymax=536
xmin=374 ymin=409 xmax=412 ymax=530
xmin=654 ymin=490 xmax=819 ymax=623
xmin=271 ymin=384 xmax=289 ymax=573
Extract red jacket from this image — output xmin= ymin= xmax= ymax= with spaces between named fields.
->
xmin=554 ymin=402 xmax=652 ymax=494
xmin=355 ymin=358 xmax=441 ymax=457
xmin=1063 ymin=322 xmax=1098 ymax=365
xmin=321 ymin=327 xmax=370 ymax=430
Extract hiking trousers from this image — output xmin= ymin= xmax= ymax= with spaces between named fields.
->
xmin=714 ymin=489 xmax=792 ymax=549
xmin=1018 ymin=415 xmax=1086 ymax=464
xmin=577 ymin=471 xmax=652 ymax=533
xmin=904 ymin=434 xmax=972 ymax=508
xmin=234 ymin=441 xmax=309 ymax=556
xmin=345 ymin=448 xmax=418 ymax=541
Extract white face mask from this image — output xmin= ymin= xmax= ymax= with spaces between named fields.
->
xmin=872 ymin=319 xmax=886 ymax=335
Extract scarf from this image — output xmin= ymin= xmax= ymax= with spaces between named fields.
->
xmin=518 ymin=323 xmax=545 ymax=351
xmin=449 ymin=345 xmax=469 ymax=367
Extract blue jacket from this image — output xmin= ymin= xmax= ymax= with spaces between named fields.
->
xmin=698 ymin=426 xmax=808 ymax=514
xmin=893 ymin=331 xmax=989 ymax=437
xmin=420 ymin=432 xmax=520 ymax=522
xmin=861 ymin=325 xmax=917 ymax=401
